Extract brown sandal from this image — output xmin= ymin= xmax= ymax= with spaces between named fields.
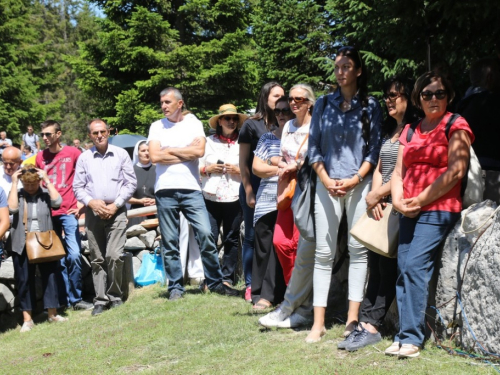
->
xmin=252 ymin=299 xmax=272 ymax=310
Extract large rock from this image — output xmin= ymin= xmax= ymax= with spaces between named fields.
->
xmin=139 ymin=231 xmax=156 ymax=249
xmin=0 ymin=258 xmax=15 ymax=280
xmin=132 ymin=256 xmax=142 ymax=277
xmin=124 ymin=237 xmax=146 ymax=251
xmin=126 ymin=225 xmax=147 ymax=238
xmin=0 ymin=283 xmax=16 ymax=311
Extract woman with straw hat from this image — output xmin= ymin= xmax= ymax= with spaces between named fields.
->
xmin=199 ymin=104 xmax=248 ymax=286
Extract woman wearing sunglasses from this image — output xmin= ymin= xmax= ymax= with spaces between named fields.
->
xmin=307 ymin=46 xmax=382 ymax=343
xmin=251 ymin=96 xmax=295 ymax=309
xmin=387 ymin=71 xmax=473 ymax=358
xmin=239 ymin=82 xmax=285 ymax=302
xmin=199 ymin=104 xmax=249 ymax=286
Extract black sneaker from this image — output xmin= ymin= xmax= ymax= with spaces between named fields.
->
xmin=72 ymin=300 xmax=94 ymax=311
xmin=213 ymin=283 xmax=240 ymax=297
xmin=110 ymin=300 xmax=124 ymax=309
xmin=345 ymin=328 xmax=382 ymax=352
xmin=337 ymin=327 xmax=361 ymax=349
xmin=91 ymin=305 xmax=106 ymax=316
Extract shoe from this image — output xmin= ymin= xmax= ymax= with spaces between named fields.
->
xmin=244 ymin=286 xmax=252 ymax=303
xmin=345 ymin=328 xmax=382 ymax=351
xmin=189 ymin=277 xmax=204 ymax=286
xmin=72 ymin=300 xmax=94 ymax=311
xmin=110 ymin=300 xmax=124 ymax=309
xmin=398 ymin=344 xmax=420 ymax=358
xmin=305 ymin=327 xmax=326 ymax=343
xmin=169 ymin=289 xmax=184 ymax=301
xmin=384 ymin=342 xmax=400 ymax=356
xmin=343 ymin=321 xmax=358 ymax=337
xmin=213 ymin=283 xmax=240 ymax=297
xmin=48 ymin=315 xmax=68 ymax=323
xmin=91 ymin=305 xmax=106 ymax=316
xmin=258 ymin=306 xmax=288 ymax=328
xmin=199 ymin=280 xmax=209 ymax=293
xmin=253 ymin=299 xmax=272 ymax=310
xmin=337 ymin=327 xmax=361 ymax=349
xmin=20 ymin=320 xmax=34 ymax=333
xmin=277 ymin=312 xmax=312 ymax=328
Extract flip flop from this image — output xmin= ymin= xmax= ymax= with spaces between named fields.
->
xmin=253 ymin=299 xmax=272 ymax=310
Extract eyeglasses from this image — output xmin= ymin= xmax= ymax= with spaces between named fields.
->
xmin=2 ymin=162 xmax=18 ymax=167
xmin=288 ymin=97 xmax=309 ymax=103
xmin=274 ymin=108 xmax=292 ymax=116
xmin=91 ymin=130 xmax=108 ymax=136
xmin=222 ymin=116 xmax=239 ymax=122
xmin=420 ymin=90 xmax=447 ymax=101
xmin=21 ymin=168 xmax=37 ymax=175
xmin=40 ymin=132 xmax=54 ymax=137
xmin=383 ymin=92 xmax=405 ymax=102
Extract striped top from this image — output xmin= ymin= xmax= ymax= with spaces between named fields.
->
xmin=380 ymin=136 xmax=399 ymax=202
xmin=253 ymin=132 xmax=281 ymax=226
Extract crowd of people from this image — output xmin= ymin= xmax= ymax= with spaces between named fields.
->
xmin=0 ymin=45 xmax=499 ymax=359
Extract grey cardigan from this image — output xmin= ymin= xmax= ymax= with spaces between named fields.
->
xmin=9 ymin=188 xmax=62 ymax=255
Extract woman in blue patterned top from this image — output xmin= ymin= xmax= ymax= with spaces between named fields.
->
xmin=307 ymin=46 xmax=383 ymax=343
xmin=250 ymin=97 xmax=295 ymax=309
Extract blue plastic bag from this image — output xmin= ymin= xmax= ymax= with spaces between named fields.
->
xmin=134 ymin=248 xmax=166 ymax=286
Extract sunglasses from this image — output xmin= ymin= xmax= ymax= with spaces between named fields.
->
xmin=288 ymin=97 xmax=309 ymax=104
xmin=383 ymin=92 xmax=405 ymax=102
xmin=40 ymin=132 xmax=54 ymax=137
xmin=21 ymin=168 xmax=37 ymax=175
xmin=274 ymin=108 xmax=292 ymax=115
xmin=91 ymin=130 xmax=108 ymax=136
xmin=420 ymin=90 xmax=447 ymax=101
xmin=222 ymin=115 xmax=239 ymax=122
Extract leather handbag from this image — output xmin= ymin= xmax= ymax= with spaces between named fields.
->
xmin=277 ymin=134 xmax=308 ymax=211
xmin=23 ymin=199 xmax=66 ymax=264
xmin=350 ymin=203 xmax=400 ymax=258
xmin=293 ymin=156 xmax=316 ymax=242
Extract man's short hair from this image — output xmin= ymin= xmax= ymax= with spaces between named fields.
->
xmin=41 ymin=120 xmax=62 ymax=132
xmin=159 ymin=87 xmax=183 ymax=101
xmin=87 ymin=118 xmax=110 ymax=133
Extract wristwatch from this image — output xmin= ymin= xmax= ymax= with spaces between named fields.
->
xmin=355 ymin=172 xmax=363 ymax=182
xmin=267 ymin=158 xmax=273 ymax=166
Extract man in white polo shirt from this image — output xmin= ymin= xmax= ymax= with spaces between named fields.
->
xmin=148 ymin=87 xmax=239 ymax=300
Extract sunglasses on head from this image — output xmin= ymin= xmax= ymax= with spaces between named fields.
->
xmin=420 ymin=90 xmax=447 ymax=101
xmin=383 ymin=92 xmax=405 ymax=102
xmin=221 ymin=115 xmax=239 ymax=122
xmin=274 ymin=108 xmax=291 ymax=115
xmin=288 ymin=96 xmax=308 ymax=104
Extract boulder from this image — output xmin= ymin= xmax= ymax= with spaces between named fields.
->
xmin=153 ymin=240 xmax=160 ymax=249
xmin=124 ymin=237 xmax=146 ymax=251
xmin=0 ymin=258 xmax=15 ymax=280
xmin=156 ymin=226 xmax=161 ymax=236
xmin=126 ymin=225 xmax=147 ymax=238
xmin=132 ymin=256 xmax=142 ymax=277
xmin=139 ymin=231 xmax=156 ymax=249
xmin=0 ymin=283 xmax=16 ymax=311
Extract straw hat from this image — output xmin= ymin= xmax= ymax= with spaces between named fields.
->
xmin=208 ymin=104 xmax=249 ymax=129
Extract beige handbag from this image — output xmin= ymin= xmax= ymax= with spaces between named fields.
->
xmin=350 ymin=203 xmax=400 ymax=258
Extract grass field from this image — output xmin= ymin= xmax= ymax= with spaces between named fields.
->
xmin=1 ymin=284 xmax=497 ymax=374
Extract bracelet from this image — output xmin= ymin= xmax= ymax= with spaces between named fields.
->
xmin=202 ymin=166 xmax=206 ymax=175
xmin=355 ymin=172 xmax=363 ymax=182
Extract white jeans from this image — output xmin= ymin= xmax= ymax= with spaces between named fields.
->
xmin=313 ymin=176 xmax=371 ymax=306
xmin=179 ymin=213 xmax=205 ymax=279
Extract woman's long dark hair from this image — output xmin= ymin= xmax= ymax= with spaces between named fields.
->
xmin=382 ymin=75 xmax=421 ymax=137
xmin=336 ymin=46 xmax=370 ymax=145
xmin=252 ymin=81 xmax=284 ymax=129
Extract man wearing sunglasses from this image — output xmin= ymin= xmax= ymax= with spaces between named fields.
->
xmin=73 ymin=119 xmax=136 ymax=316
xmin=35 ymin=120 xmax=94 ymax=311
xmin=148 ymin=87 xmax=240 ymax=300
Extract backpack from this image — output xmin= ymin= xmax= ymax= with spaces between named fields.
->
xmin=406 ymin=113 xmax=483 ymax=209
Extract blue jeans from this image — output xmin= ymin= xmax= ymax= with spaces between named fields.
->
xmin=239 ymin=184 xmax=255 ymax=287
xmin=395 ymin=210 xmax=460 ymax=346
xmin=156 ymin=189 xmax=223 ymax=293
xmin=53 ymin=214 xmax=83 ymax=305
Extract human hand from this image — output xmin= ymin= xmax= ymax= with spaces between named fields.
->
xmin=370 ymin=202 xmax=387 ymax=221
xmin=207 ymin=163 xmax=225 ymax=174
xmin=11 ymin=169 xmax=22 ymax=184
xmin=36 ymin=168 xmax=51 ymax=184
xmin=395 ymin=197 xmax=421 ymax=218
xmin=143 ymin=198 xmax=156 ymax=206
xmin=330 ymin=178 xmax=358 ymax=197
xmin=224 ymin=163 xmax=240 ymax=175
xmin=365 ymin=190 xmax=382 ymax=210
xmin=246 ymin=191 xmax=256 ymax=208
xmin=88 ymin=199 xmax=107 ymax=218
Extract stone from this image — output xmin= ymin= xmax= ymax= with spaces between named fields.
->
xmin=156 ymin=226 xmax=161 ymax=236
xmin=132 ymin=256 xmax=142 ymax=277
xmin=139 ymin=230 xmax=156 ymax=249
xmin=0 ymin=258 xmax=15 ymax=280
xmin=124 ymin=237 xmax=146 ymax=251
xmin=0 ymin=283 xmax=16 ymax=311
xmin=126 ymin=225 xmax=148 ymax=238
xmin=153 ymin=240 xmax=160 ymax=249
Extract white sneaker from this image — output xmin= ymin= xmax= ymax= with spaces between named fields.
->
xmin=20 ymin=320 xmax=34 ymax=333
xmin=276 ymin=312 xmax=312 ymax=328
xmin=258 ymin=307 xmax=289 ymax=328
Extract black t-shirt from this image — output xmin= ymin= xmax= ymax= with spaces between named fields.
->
xmin=238 ymin=118 xmax=267 ymax=192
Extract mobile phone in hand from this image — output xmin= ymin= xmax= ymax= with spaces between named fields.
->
xmin=217 ymin=159 xmax=224 ymax=164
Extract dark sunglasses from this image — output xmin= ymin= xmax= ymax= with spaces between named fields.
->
xmin=288 ymin=96 xmax=309 ymax=104
xmin=222 ymin=115 xmax=239 ymax=122
xmin=40 ymin=132 xmax=54 ymax=137
xmin=274 ymin=108 xmax=292 ymax=115
xmin=21 ymin=168 xmax=37 ymax=175
xmin=91 ymin=130 xmax=108 ymax=136
xmin=420 ymin=90 xmax=447 ymax=101
xmin=383 ymin=92 xmax=405 ymax=102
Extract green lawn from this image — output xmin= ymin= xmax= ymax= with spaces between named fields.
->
xmin=1 ymin=285 xmax=497 ymax=374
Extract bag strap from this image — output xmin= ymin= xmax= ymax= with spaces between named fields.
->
xmin=406 ymin=119 xmax=421 ymax=143
xmin=444 ymin=113 xmax=461 ymax=140
xmin=295 ymin=134 xmax=309 ymax=162
xmin=23 ymin=198 xmax=28 ymax=234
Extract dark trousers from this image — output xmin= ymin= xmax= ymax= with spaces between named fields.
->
xmin=12 ymin=250 xmax=60 ymax=311
xmin=251 ymin=210 xmax=286 ymax=305
xmin=359 ymin=250 xmax=398 ymax=327
xmin=205 ymin=199 xmax=243 ymax=285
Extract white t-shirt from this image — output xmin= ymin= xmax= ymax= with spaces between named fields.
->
xmin=148 ymin=114 xmax=206 ymax=192
xmin=280 ymin=119 xmax=310 ymax=164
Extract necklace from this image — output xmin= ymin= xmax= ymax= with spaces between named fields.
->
xmin=341 ymin=100 xmax=351 ymax=112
